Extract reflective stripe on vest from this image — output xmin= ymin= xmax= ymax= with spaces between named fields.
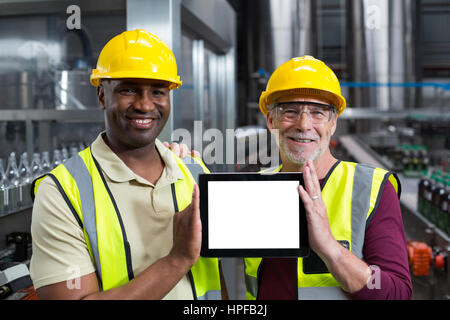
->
xmin=64 ymin=154 xmax=106 ymax=288
xmin=244 ymin=161 xmax=401 ymax=300
xmin=244 ymin=276 xmax=350 ymax=300
xmin=32 ymin=148 xmax=222 ymax=299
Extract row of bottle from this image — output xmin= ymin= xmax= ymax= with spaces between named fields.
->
xmin=0 ymin=142 xmax=86 ymax=216
xmin=417 ymin=170 xmax=450 ymax=236
xmin=394 ymin=144 xmax=430 ymax=175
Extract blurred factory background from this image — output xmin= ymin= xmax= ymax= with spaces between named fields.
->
xmin=0 ymin=0 xmax=449 ymax=300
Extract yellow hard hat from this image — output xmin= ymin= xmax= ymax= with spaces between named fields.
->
xmin=259 ymin=56 xmax=346 ymax=116
xmin=90 ymin=29 xmax=182 ymax=90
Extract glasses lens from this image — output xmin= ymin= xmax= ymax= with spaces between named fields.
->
xmin=308 ymin=105 xmax=331 ymax=122
xmin=275 ymin=103 xmax=332 ymax=124
xmin=278 ymin=105 xmax=300 ymax=121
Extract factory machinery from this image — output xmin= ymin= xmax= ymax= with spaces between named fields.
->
xmin=336 ymin=119 xmax=450 ymax=300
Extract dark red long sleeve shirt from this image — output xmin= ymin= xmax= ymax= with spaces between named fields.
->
xmin=258 ymin=180 xmax=413 ymax=300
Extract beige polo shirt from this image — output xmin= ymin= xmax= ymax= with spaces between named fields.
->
xmin=30 ymin=133 xmax=194 ymax=299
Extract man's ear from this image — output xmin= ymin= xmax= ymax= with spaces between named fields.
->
xmin=266 ymin=111 xmax=275 ymax=133
xmin=97 ymin=85 xmax=105 ymax=110
xmin=330 ymin=115 xmax=338 ymax=136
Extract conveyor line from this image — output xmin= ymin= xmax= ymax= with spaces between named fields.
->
xmin=338 ymin=135 xmax=389 ymax=170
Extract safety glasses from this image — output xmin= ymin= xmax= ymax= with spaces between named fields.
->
xmin=270 ymin=101 xmax=336 ymax=124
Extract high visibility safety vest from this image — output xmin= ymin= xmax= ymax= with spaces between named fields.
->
xmin=32 ymin=147 xmax=222 ymax=300
xmin=244 ymin=161 xmax=401 ymax=300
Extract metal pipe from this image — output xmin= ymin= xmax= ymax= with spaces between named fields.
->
xmin=347 ymin=0 xmax=417 ymax=110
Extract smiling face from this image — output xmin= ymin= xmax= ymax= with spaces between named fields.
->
xmin=267 ymin=94 xmax=338 ymax=169
xmin=98 ymin=78 xmax=171 ymax=151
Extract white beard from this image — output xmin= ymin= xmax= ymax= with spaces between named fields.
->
xmin=278 ymin=133 xmax=330 ymax=166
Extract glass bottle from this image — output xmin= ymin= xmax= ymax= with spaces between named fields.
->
xmin=18 ymin=152 xmax=33 ymax=208
xmin=424 ymin=173 xmax=436 ymax=220
xmin=411 ymin=145 xmax=419 ymax=172
xmin=31 ymin=153 xmax=43 ymax=179
xmin=52 ymin=150 xmax=62 ymax=168
xmin=433 ymin=177 xmax=446 ymax=229
xmin=418 ymin=170 xmax=431 ymax=215
xmin=41 ymin=151 xmax=51 ymax=173
xmin=6 ymin=152 xmax=20 ymax=212
xmin=443 ymin=180 xmax=450 ymax=236
xmin=0 ymin=159 xmax=8 ymax=215
xmin=407 ymin=145 xmax=414 ymax=172
xmin=401 ymin=146 xmax=410 ymax=173
xmin=61 ymin=146 xmax=69 ymax=163
xmin=420 ymin=146 xmax=429 ymax=172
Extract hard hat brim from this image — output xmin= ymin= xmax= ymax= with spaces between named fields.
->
xmin=90 ymin=70 xmax=182 ymax=90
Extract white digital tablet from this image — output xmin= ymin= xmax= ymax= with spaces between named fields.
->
xmin=199 ymin=172 xmax=309 ymax=257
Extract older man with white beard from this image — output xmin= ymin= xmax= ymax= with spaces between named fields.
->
xmin=243 ymin=56 xmax=412 ymax=300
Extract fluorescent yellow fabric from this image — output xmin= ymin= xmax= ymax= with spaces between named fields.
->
xmin=30 ymin=136 xmax=191 ymax=297
xmin=32 ymin=144 xmax=221 ymax=298
xmin=244 ymin=161 xmax=400 ymax=299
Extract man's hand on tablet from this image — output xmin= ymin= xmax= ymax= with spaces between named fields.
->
xmin=169 ymin=184 xmax=202 ymax=270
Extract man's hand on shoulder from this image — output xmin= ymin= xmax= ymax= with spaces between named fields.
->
xmin=163 ymin=141 xmax=201 ymax=158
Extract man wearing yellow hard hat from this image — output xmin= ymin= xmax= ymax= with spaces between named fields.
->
xmin=30 ymin=29 xmax=224 ymax=299
xmin=244 ymin=56 xmax=412 ymax=300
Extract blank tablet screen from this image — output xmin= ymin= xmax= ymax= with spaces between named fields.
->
xmin=208 ymin=180 xmax=300 ymax=249
xmin=199 ymin=173 xmax=309 ymax=257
